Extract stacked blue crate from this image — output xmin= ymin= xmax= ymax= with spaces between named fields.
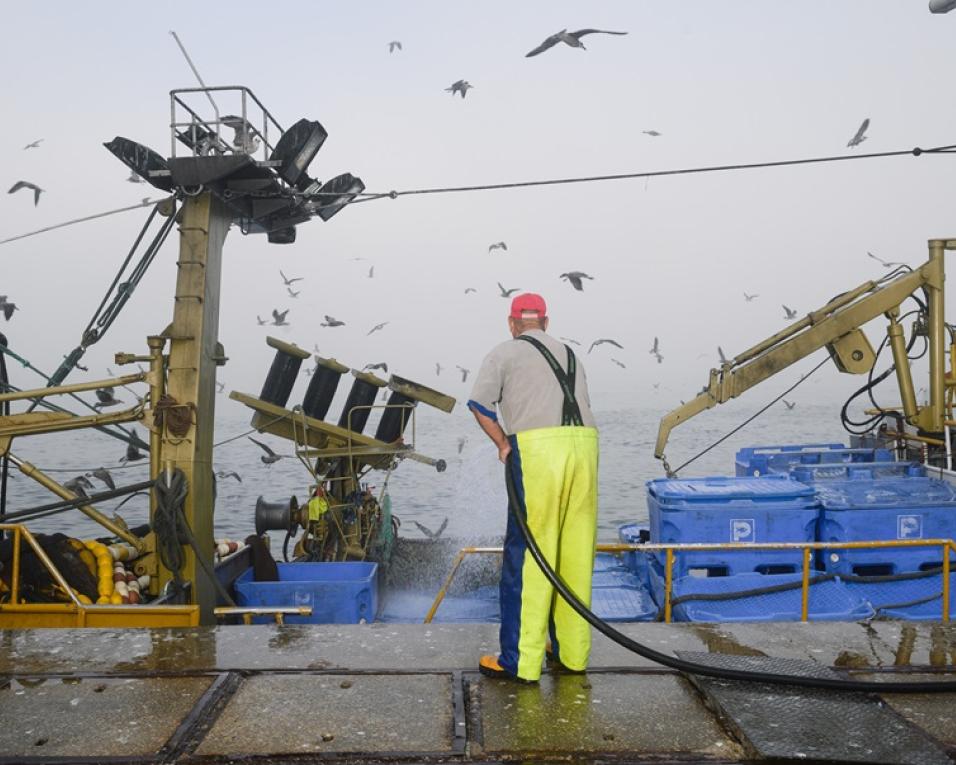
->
xmin=735 ymin=444 xmax=893 ymax=477
xmin=790 ymin=462 xmax=925 ymax=483
xmin=646 ymin=565 xmax=874 ymax=622
xmin=646 ymin=475 xmax=820 ymax=577
xmin=617 ymin=523 xmax=651 ymax=587
xmin=816 ymin=477 xmax=956 ymax=575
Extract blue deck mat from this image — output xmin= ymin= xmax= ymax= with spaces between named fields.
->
xmin=648 ymin=567 xmax=874 ymax=623
xmin=846 ymin=573 xmax=956 ymax=620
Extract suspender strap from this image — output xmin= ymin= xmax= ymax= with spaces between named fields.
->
xmin=515 ymin=335 xmax=584 ymax=426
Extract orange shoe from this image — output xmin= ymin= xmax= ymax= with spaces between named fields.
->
xmin=478 ymin=655 xmax=536 ymax=683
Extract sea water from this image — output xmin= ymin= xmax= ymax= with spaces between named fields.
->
xmin=4 ymin=396 xmax=849 ymax=544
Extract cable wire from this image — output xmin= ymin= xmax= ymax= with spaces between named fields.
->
xmin=364 ymin=142 xmax=956 ymax=202
xmin=670 ymin=356 xmax=831 ymax=476
xmin=0 ymin=199 xmax=168 ymax=246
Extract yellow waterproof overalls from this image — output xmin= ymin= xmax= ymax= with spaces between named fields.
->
xmin=499 ymin=336 xmax=599 ymax=681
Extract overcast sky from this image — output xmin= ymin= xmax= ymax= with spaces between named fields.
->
xmin=2 ymin=1 xmax=955 ymax=421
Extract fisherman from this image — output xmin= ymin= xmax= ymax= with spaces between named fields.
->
xmin=467 ymin=293 xmax=599 ymax=682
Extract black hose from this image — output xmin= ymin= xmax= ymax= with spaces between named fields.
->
xmin=3 ymin=481 xmax=156 ymax=521
xmin=504 ymin=454 xmax=956 ymax=693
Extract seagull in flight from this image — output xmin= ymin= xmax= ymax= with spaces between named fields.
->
xmin=217 ymin=470 xmax=242 ymax=483
xmin=216 ymin=381 xmax=225 ymax=393
xmin=457 ymin=436 xmax=466 ymax=454
xmin=867 ymin=251 xmax=905 ymax=269
xmin=435 ymin=362 xmax=443 ymax=376
xmin=559 ymin=336 xmax=581 ymax=346
xmin=456 ymin=366 xmax=470 ymax=383
xmin=248 ymin=437 xmax=284 ymax=465
xmin=388 ymin=40 xmax=402 ymax=53
xmin=93 ymin=387 xmax=122 ymax=409
xmin=464 ymin=287 xmax=477 ymax=294
xmin=783 ymin=399 xmax=796 ymax=410
xmin=322 ymin=315 xmax=345 ymax=327
xmin=364 ymin=362 xmax=389 ymax=374
xmin=279 ymin=269 xmax=304 ymax=286
xmin=560 ymin=271 xmax=594 ymax=291
xmin=743 ymin=292 xmax=759 ymax=302
xmin=367 ymin=322 xmax=389 ymax=335
xmin=445 ymin=80 xmax=473 ymax=98
xmin=22 ymin=139 xmax=43 ymax=150
xmin=287 ymin=287 xmax=300 ymax=298
xmin=256 ymin=315 xmax=267 ymax=326
xmin=847 ymin=118 xmax=870 ymax=148
xmin=0 ymin=297 xmax=19 ymax=321
xmin=525 ymin=28 xmax=628 ymax=57
xmin=413 ymin=518 xmax=449 ymax=541
xmin=589 ymin=338 xmax=624 ymax=354
xmin=648 ymin=337 xmax=663 ymax=364
xmin=642 ymin=130 xmax=662 ymax=137
xmin=271 ymin=309 xmax=290 ymax=326
xmin=64 ymin=475 xmax=94 ymax=497
xmin=718 ymin=346 xmax=728 ymax=364
xmin=368 ymin=265 xmax=375 ymax=278
xmin=8 ymin=181 xmax=43 ymax=206
xmin=488 ymin=241 xmax=508 ymax=253
xmin=498 ymin=282 xmax=521 ymax=297
xmin=87 ymin=467 xmax=116 ymax=491
xmin=782 ymin=305 xmax=798 ymax=320
xmin=120 ymin=439 xmax=146 ymax=464
xmin=220 ymin=114 xmax=260 ymax=154
xmin=611 ymin=358 xmax=626 ymax=369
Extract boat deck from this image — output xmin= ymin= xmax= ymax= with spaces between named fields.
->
xmin=1 ymin=621 xmax=955 ymax=764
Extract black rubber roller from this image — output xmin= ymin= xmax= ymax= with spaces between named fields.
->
xmin=374 ymin=391 xmax=416 ymax=443
xmin=258 ymin=337 xmax=311 ymax=407
xmin=338 ymin=370 xmax=388 ymax=433
xmin=302 ymin=356 xmax=350 ymax=420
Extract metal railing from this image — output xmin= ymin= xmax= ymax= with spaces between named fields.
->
xmin=425 ymin=539 xmax=956 ymax=624
xmin=169 ymin=86 xmax=284 ymax=161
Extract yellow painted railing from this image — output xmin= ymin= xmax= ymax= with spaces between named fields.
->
xmin=425 ymin=539 xmax=956 ymax=625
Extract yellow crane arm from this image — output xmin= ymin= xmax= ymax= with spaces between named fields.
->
xmin=654 ymin=239 xmax=954 ymax=462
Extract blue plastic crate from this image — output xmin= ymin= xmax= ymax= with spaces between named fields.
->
xmin=735 ymin=444 xmax=892 ymax=477
xmin=646 ymin=475 xmax=820 ymax=576
xmin=791 ymin=462 xmax=925 ymax=483
xmin=816 ymin=478 xmax=956 ymax=575
xmin=647 ymin=567 xmax=874 ymax=622
xmin=617 ymin=524 xmax=651 ymax=585
xmin=846 ymin=572 xmax=956 ymax=621
xmin=234 ymin=562 xmax=378 ymax=624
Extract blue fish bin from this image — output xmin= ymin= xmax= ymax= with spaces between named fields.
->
xmin=791 ymin=462 xmax=925 ymax=484
xmin=234 ymin=562 xmax=378 ymax=624
xmin=646 ymin=475 xmax=819 ymax=577
xmin=816 ymin=477 xmax=956 ymax=575
xmin=617 ymin=523 xmax=650 ymax=585
xmin=735 ymin=444 xmax=892 ymax=477
xmin=647 ymin=567 xmax=874 ymax=623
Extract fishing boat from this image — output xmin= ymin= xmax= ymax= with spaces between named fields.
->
xmin=1 ymin=85 xmax=955 ymax=764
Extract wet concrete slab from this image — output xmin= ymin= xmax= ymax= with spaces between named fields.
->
xmin=196 ymin=673 xmax=454 ymax=757
xmin=3 ymin=622 xmax=955 ymax=675
xmin=0 ymin=675 xmax=211 ymax=759
xmin=854 ymin=673 xmax=956 ymax=750
xmin=476 ymin=672 xmax=742 ymax=758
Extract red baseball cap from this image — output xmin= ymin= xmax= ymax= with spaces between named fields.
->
xmin=509 ymin=293 xmax=547 ymax=319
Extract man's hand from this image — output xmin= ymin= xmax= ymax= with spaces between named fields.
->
xmin=470 ymin=406 xmax=512 ymax=465
xmin=498 ymin=442 xmax=512 ymax=464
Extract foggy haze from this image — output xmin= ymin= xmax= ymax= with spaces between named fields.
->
xmin=2 ymin=0 xmax=954 ymax=428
